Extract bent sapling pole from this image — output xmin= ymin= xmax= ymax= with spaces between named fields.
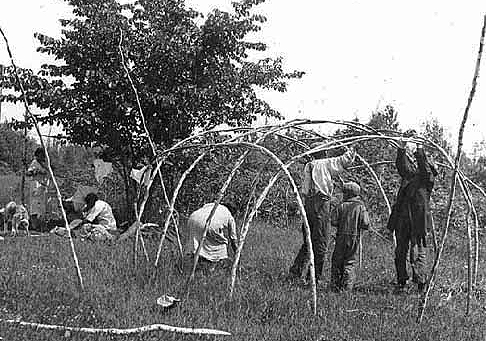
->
xmin=0 ymin=27 xmax=84 ymax=291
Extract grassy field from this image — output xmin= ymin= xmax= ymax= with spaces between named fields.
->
xmin=0 ymin=221 xmax=485 ymax=341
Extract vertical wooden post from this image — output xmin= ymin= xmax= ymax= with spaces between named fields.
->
xmin=418 ymin=14 xmax=486 ymax=323
xmin=358 ymin=231 xmax=363 ymax=268
xmin=20 ymin=110 xmax=28 ymax=205
xmin=0 ymin=64 xmax=3 ymax=122
xmin=0 ymin=26 xmax=84 ymax=290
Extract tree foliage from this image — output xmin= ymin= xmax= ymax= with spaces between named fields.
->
xmin=1 ymin=0 xmax=303 ymax=167
xmin=0 ymin=123 xmax=37 ymax=174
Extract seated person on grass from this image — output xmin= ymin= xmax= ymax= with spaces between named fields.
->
xmin=187 ymin=202 xmax=238 ymax=272
xmin=53 ymin=193 xmax=117 ymax=242
xmin=2 ymin=201 xmax=30 ymax=236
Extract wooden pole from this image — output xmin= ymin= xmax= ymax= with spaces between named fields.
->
xmin=153 ymin=123 xmax=305 ymax=268
xmin=418 ymin=14 xmax=486 ymax=323
xmin=0 ymin=319 xmax=231 ymax=336
xmin=133 ymin=203 xmax=140 ymax=266
xmin=118 ymin=29 xmax=183 ymax=264
xmin=0 ymin=27 xmax=84 ymax=290
xmin=154 ymin=153 xmax=206 ymax=267
xmin=186 ymin=122 xmax=305 ymax=289
xmin=461 ymin=180 xmax=480 ymax=289
xmin=20 ymin=111 xmax=28 ymax=205
xmin=0 ymin=64 xmax=3 ymax=122
xmin=359 ymin=231 xmax=363 ymax=268
xmin=466 ymin=207 xmax=473 ymax=315
xmin=225 ymin=144 xmax=317 ymax=314
xmin=430 ymin=215 xmax=438 ymax=256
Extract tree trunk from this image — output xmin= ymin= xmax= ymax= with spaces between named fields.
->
xmin=120 ymin=157 xmax=133 ymax=222
xmin=20 ymin=121 xmax=28 ymax=204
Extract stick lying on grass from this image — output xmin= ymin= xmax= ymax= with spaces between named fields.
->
xmin=0 ymin=319 xmax=231 ymax=336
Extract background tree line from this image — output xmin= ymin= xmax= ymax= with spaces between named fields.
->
xmin=0 ymin=0 xmax=485 ymax=232
xmin=0 ymin=0 xmax=302 ymax=220
xmin=2 ymin=105 xmax=485 ymax=235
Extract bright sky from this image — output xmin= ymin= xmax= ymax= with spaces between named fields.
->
xmin=1 ymin=0 xmax=486 ymax=152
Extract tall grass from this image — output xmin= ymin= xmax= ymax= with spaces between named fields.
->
xmin=0 ymin=221 xmax=485 ymax=341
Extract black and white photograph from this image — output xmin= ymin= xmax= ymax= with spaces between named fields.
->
xmin=0 ymin=1 xmax=485 ymax=340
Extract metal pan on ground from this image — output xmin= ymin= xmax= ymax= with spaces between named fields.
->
xmin=156 ymin=294 xmax=180 ymax=310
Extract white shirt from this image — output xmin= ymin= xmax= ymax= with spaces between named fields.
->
xmin=188 ymin=203 xmax=237 ymax=262
xmin=84 ymin=200 xmax=117 ymax=230
xmin=301 ymin=150 xmax=355 ymax=199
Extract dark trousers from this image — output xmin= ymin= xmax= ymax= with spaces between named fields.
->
xmin=290 ymin=193 xmax=330 ymax=281
xmin=395 ymin=222 xmax=427 ymax=285
xmin=330 ymin=234 xmax=359 ymax=291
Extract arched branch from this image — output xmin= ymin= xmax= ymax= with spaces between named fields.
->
xmin=152 ymin=121 xmax=308 ymax=268
xmin=184 ymin=121 xmax=313 ymax=296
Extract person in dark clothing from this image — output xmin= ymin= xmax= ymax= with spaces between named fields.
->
xmin=330 ymin=182 xmax=370 ymax=292
xmin=26 ymin=147 xmax=49 ymax=231
xmin=387 ymin=138 xmax=437 ymax=292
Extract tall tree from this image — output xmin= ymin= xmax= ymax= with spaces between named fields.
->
xmin=422 ymin=117 xmax=451 ymax=153
xmin=6 ymin=0 xmax=302 ymax=164
xmin=1 ymin=0 xmax=303 ymax=216
xmin=0 ymin=123 xmax=37 ymax=173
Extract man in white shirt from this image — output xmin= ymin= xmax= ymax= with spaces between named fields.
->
xmin=289 ymin=148 xmax=355 ymax=284
xmin=187 ymin=202 xmax=238 ymax=270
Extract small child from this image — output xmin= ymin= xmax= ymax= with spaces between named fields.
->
xmin=330 ymin=182 xmax=369 ymax=292
xmin=3 ymin=201 xmax=30 ymax=236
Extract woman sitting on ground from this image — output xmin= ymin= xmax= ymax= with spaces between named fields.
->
xmin=52 ymin=193 xmax=117 ymax=242
xmin=76 ymin=193 xmax=117 ymax=241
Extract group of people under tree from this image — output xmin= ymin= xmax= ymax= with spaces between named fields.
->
xmin=2 ymin=147 xmax=50 ymax=235
xmin=3 ymin=147 xmax=119 ymax=242
xmin=3 ymin=130 xmax=437 ymax=293
xmin=287 ymin=130 xmax=437 ymax=292
xmin=185 ymin=129 xmax=437 ymax=293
